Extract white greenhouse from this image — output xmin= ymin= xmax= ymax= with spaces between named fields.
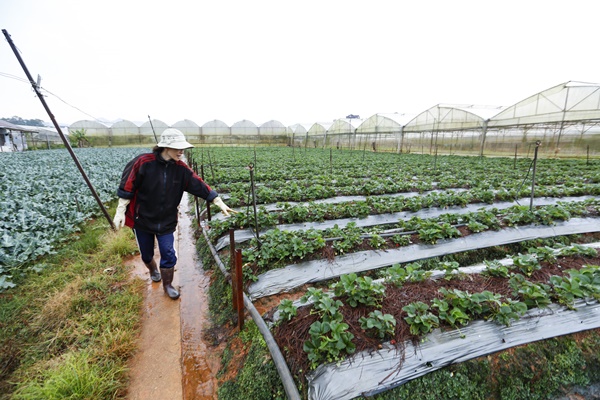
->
xmin=63 ymin=81 xmax=599 ymax=157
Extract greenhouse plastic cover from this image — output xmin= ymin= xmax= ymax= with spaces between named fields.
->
xmin=247 ymin=217 xmax=600 ymax=299
xmin=215 ymin=196 xmax=596 ymax=251
xmin=307 ymin=298 xmax=600 ymax=400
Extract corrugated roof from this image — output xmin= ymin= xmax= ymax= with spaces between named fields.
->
xmin=0 ymin=120 xmax=38 ymax=132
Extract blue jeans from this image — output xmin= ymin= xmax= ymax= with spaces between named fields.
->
xmin=134 ymin=229 xmax=177 ymax=269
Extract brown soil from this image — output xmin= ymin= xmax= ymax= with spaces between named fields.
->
xmin=126 ymin=200 xmax=220 ymax=400
xmin=272 ymin=253 xmax=600 ymax=379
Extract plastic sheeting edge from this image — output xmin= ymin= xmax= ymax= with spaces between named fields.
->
xmin=248 ymin=218 xmax=600 ymax=299
xmin=307 ymin=299 xmax=600 ymax=400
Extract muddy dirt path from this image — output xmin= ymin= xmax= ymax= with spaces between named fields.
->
xmin=126 ymin=199 xmax=220 ymax=400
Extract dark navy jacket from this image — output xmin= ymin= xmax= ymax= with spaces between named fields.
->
xmin=117 ymin=150 xmax=217 ymax=234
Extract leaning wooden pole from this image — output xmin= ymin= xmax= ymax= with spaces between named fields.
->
xmin=3 ymin=29 xmax=116 ymax=230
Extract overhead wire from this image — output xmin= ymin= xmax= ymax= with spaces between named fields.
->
xmin=0 ymin=69 xmax=105 ymax=124
xmin=0 ymin=71 xmax=29 ymax=83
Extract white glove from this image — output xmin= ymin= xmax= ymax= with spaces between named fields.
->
xmin=212 ymin=196 xmax=237 ymax=217
xmin=113 ymin=198 xmax=130 ymax=229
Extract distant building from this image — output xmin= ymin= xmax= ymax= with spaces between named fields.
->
xmin=0 ymin=119 xmax=34 ymax=152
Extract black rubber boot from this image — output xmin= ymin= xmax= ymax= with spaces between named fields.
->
xmin=144 ymin=259 xmax=161 ymax=282
xmin=160 ymin=267 xmax=180 ymax=300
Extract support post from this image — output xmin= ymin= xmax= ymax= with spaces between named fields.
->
xmin=587 ymin=145 xmax=590 ymax=165
xmin=330 ymin=148 xmax=333 ymax=174
xmin=248 ymin=164 xmax=260 ymax=241
xmin=235 ymin=249 xmax=244 ymax=330
xmin=530 ymin=141 xmax=541 ymax=211
xmin=201 ymin=164 xmax=211 ymax=221
xmin=193 ymin=160 xmax=200 ymax=225
xmin=230 ymin=228 xmax=237 ymax=311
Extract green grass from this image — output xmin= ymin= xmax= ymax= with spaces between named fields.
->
xmin=0 ymin=216 xmax=143 ymax=400
xmin=217 ymin=321 xmax=285 ymax=400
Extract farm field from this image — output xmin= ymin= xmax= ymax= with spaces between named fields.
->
xmin=1 ymin=146 xmax=599 ymax=399
xmin=191 ymin=146 xmax=600 ymax=400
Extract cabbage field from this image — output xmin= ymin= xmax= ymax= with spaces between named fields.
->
xmin=0 ymin=148 xmax=143 ymax=289
xmin=192 ymin=147 xmax=600 ymax=400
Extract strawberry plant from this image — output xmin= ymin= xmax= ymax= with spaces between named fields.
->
xmin=439 ymin=261 xmax=461 ymax=280
xmin=312 ymin=296 xmax=344 ymax=321
xmin=528 ymin=246 xmax=557 ymax=263
xmin=331 ymin=273 xmax=385 ymax=308
xmin=482 ymin=260 xmax=511 ymax=278
xmin=382 ymin=264 xmax=408 ymax=286
xmin=301 ymin=287 xmax=326 ymax=305
xmin=402 ymin=301 xmax=440 ymax=336
xmin=329 ymin=222 xmax=363 ymax=255
xmin=277 ymin=299 xmax=297 ymax=323
xmin=557 ymin=244 xmax=598 ymax=257
xmin=417 ymin=221 xmax=447 ymax=244
xmin=359 ymin=310 xmax=396 ymax=339
xmin=369 ymin=234 xmax=387 ymax=249
xmin=303 ymin=320 xmax=356 ymax=369
xmin=472 ymin=209 xmax=501 ymax=230
xmin=509 ymin=274 xmax=552 ymax=309
xmin=391 ymin=234 xmax=411 ymax=247
xmin=550 ymin=266 xmax=600 ymax=308
xmin=404 ymin=263 xmax=432 ymax=282
xmin=512 ymin=253 xmax=542 ymax=277
xmin=466 ymin=219 xmax=488 ymax=233
xmin=418 ymin=221 xmax=461 ymax=244
xmin=533 ymin=204 xmax=571 ymax=225
xmin=243 ymin=228 xmax=325 ymax=271
xmin=503 ymin=206 xmax=537 ymax=226
xmin=381 ymin=263 xmax=432 ymax=285
xmin=490 ymin=299 xmax=528 ymax=326
xmin=438 ymin=288 xmax=500 ymax=317
xmin=431 ymin=298 xmax=470 ymax=327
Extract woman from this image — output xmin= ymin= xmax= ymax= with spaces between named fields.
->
xmin=113 ymin=128 xmax=234 ymax=299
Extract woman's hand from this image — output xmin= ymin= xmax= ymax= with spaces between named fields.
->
xmin=212 ymin=197 xmax=237 ymax=217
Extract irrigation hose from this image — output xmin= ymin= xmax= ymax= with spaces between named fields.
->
xmin=513 ymin=157 xmax=535 ymax=206
xmin=199 ymin=211 xmax=301 ymax=400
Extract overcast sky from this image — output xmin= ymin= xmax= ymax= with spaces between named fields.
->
xmin=1 ymin=0 xmax=597 ymax=127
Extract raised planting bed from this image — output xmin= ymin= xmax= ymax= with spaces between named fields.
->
xmin=271 ymin=244 xmax=600 ymax=399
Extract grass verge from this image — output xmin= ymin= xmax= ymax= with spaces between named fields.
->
xmin=0 ymin=217 xmax=142 ymax=400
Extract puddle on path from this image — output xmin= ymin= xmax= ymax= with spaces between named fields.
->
xmin=178 ymin=200 xmax=220 ymax=400
xmin=126 ymin=199 xmax=220 ymax=400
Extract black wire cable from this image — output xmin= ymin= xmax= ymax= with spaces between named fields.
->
xmin=246 ymin=177 xmax=262 ymax=245
xmin=513 ymin=157 xmax=535 ymax=206
xmin=1 ymin=70 xmax=103 ymax=123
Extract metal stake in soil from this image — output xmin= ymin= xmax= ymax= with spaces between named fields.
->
xmin=530 ymin=140 xmax=541 ymax=210
xmin=248 ymin=164 xmax=260 ymax=243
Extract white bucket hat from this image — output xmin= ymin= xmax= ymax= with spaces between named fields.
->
xmin=157 ymin=128 xmax=194 ymax=149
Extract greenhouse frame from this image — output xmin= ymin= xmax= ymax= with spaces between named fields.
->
xmin=67 ymin=81 xmax=600 ymax=158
